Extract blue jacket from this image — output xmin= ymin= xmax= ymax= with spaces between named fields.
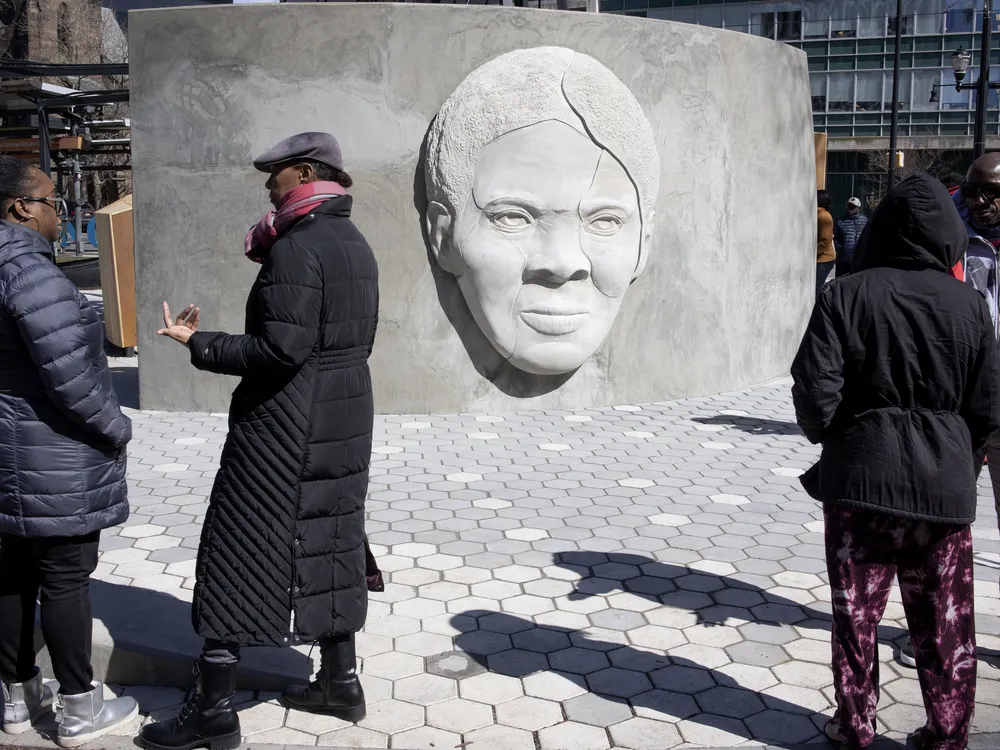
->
xmin=0 ymin=221 xmax=131 ymax=537
xmin=833 ymin=213 xmax=868 ymax=262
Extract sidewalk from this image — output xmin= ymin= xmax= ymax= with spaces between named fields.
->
xmin=6 ymin=378 xmax=1000 ymax=750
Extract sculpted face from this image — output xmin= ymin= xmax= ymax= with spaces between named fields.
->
xmin=437 ymin=121 xmax=643 ymax=375
xmin=424 ymin=46 xmax=660 ymax=378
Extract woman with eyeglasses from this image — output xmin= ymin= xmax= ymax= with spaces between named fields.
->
xmin=0 ymin=156 xmax=138 ymax=746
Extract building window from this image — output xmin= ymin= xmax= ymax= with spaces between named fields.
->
xmin=828 ymin=72 xmax=855 ymax=111
xmin=910 ymin=69 xmax=939 ymax=110
xmin=698 ymin=5 xmax=724 ymax=29
xmin=855 ymin=71 xmax=883 ymax=111
xmin=858 ymin=0 xmax=886 ymax=37
xmin=803 ymin=0 xmax=828 ymax=39
xmin=914 ymin=0 xmax=944 ymax=35
xmin=57 ymin=3 xmax=72 ymax=61
xmin=811 ymin=73 xmax=827 ymax=112
xmin=724 ymin=3 xmax=749 ymax=34
xmin=946 ymin=0 xmax=975 ymax=32
xmin=830 ymin=0 xmax=858 ymax=38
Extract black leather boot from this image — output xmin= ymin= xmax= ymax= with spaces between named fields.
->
xmin=281 ymin=635 xmax=365 ymax=722
xmin=138 ymin=660 xmax=241 ymax=750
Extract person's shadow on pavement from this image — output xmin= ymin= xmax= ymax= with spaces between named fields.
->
xmin=451 ymin=609 xmax=917 ymax=750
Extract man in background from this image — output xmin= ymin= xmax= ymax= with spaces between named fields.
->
xmin=834 ymin=197 xmax=867 ymax=279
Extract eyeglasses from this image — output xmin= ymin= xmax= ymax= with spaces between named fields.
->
xmin=5 ymin=196 xmax=68 ymax=219
xmin=961 ymin=183 xmax=1000 ymax=203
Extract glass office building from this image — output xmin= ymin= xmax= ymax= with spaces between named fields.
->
xmin=598 ymin=1 xmax=1000 ymax=202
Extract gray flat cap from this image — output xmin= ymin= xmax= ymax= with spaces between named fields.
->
xmin=253 ymin=132 xmax=343 ymax=172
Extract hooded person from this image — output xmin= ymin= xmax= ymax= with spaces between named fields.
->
xmin=791 ymin=173 xmax=1000 ymax=750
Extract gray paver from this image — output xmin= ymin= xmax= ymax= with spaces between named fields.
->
xmin=73 ymin=375 xmax=1000 ymax=749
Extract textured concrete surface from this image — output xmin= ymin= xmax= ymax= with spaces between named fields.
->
xmin=16 ymin=377 xmax=1000 ymax=749
xmin=129 ymin=4 xmax=815 ymax=414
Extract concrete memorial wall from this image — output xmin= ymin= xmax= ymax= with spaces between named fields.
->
xmin=129 ymin=4 xmax=815 ymax=414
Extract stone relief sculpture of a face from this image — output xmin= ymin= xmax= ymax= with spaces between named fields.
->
xmin=424 ymin=46 xmax=661 ymax=377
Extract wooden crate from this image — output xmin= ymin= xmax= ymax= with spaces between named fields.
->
xmin=95 ymin=195 xmax=136 ymax=350
xmin=814 ymin=133 xmax=828 ymax=190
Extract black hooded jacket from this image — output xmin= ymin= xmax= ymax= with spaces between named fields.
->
xmin=791 ymin=173 xmax=1000 ymax=524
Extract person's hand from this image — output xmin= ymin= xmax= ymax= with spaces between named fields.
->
xmin=157 ymin=302 xmax=200 ymax=347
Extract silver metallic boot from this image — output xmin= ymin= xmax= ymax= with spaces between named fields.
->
xmin=55 ymin=683 xmax=139 ymax=748
xmin=2 ymin=668 xmax=55 ymax=735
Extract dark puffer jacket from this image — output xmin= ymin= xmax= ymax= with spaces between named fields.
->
xmin=792 ymin=173 xmax=1000 ymax=524
xmin=833 ymin=213 xmax=868 ymax=263
xmin=0 ymin=221 xmax=131 ymax=537
xmin=188 ymin=195 xmax=378 ymax=647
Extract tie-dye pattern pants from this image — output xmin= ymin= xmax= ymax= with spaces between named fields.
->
xmin=824 ymin=505 xmax=976 ymax=749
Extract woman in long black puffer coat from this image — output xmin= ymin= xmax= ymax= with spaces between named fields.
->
xmin=141 ymin=133 xmax=379 ymax=750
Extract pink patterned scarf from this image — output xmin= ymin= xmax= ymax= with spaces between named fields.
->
xmin=245 ymin=181 xmax=347 ymax=263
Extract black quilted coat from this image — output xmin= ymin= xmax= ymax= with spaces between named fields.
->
xmin=0 ymin=221 xmax=131 ymax=538
xmin=188 ymin=195 xmax=378 ymax=646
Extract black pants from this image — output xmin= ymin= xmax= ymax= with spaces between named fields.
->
xmin=0 ymin=532 xmax=100 ymax=695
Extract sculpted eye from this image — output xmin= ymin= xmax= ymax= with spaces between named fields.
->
xmin=490 ymin=211 xmax=532 ymax=231
xmin=588 ymin=214 xmax=624 ymax=235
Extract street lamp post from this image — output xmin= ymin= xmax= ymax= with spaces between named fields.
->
xmin=974 ymin=0 xmax=993 ymax=158
xmin=930 ymin=3 xmax=998 ymax=160
xmin=888 ymin=0 xmax=903 ymax=190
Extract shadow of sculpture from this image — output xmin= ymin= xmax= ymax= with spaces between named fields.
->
xmin=452 ymin=610 xmax=914 ymax=750
xmin=111 ymin=366 xmax=139 ymax=410
xmin=690 ymin=415 xmax=803 ymax=436
xmin=554 ymin=551 xmax=908 ymax=645
xmin=32 ymin=580 xmax=312 ymax=692
xmin=412 ymin=124 xmax=576 ymax=399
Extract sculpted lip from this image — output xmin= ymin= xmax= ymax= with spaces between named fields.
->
xmin=520 ymin=306 xmax=590 ymax=335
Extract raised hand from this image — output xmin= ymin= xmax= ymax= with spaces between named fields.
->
xmin=157 ymin=302 xmax=200 ymax=347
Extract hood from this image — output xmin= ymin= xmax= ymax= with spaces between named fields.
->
xmin=854 ymin=172 xmax=968 ymax=273
xmin=0 ymin=221 xmax=54 ymax=266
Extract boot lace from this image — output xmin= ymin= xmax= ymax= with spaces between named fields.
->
xmin=176 ymin=663 xmax=203 ymax=726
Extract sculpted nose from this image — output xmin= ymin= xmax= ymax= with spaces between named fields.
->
xmin=523 ymin=223 xmax=591 ymax=285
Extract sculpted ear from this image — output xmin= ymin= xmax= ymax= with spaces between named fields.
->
xmin=633 ymin=209 xmax=654 ymax=280
xmin=426 ymin=201 xmax=463 ymax=276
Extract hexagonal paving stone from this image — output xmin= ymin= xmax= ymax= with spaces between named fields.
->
xmin=684 ymin=624 xmax=743 ymax=648
xmin=649 ymin=514 xmax=691 ymax=527
xmin=488 ymin=648 xmax=548 ymax=677
xmin=426 ymin=698 xmax=494 ymax=733
xmin=725 ymin=640 xmax=790 ymax=667
xmin=496 ymin=696 xmax=563 ymax=731
xmin=317 ymin=725 xmax=387 ymax=748
xmin=610 ymin=717 xmax=683 ymax=749
xmin=676 ymin=715 xmax=750 ymax=747
xmin=633 ymin=689 xmax=700 ymax=722
xmin=393 ymin=673 xmax=458 ymax=706
xmin=773 ymin=660 xmax=834 ymax=689
xmin=563 ymin=692 xmax=633 ymax=727
xmin=716 ymin=663 xmax=779 ymax=690
xmin=695 ymin=685 xmax=765 ymax=719
xmin=459 ymin=672 xmax=524 ymax=704
xmin=538 ymin=721 xmax=611 ymax=750
xmin=235 ymin=701 xmax=286 ymax=734
xmin=357 ymin=698 xmax=425 ymax=734
xmin=464 ymin=724 xmax=536 ymax=750
xmin=550 ymin=647 xmax=611 ymax=675
xmin=587 ymin=667 xmax=652 ymax=698
xmin=650 ymin=665 xmax=715 ymax=694
xmin=425 ymin=651 xmax=487 ymax=680
xmin=523 ymin=670 xmax=588 ymax=701
xmin=361 ymin=652 xmax=424 ymax=680
xmin=392 ymin=725 xmax=461 ymax=750
xmin=627 ymin=624 xmax=686 ymax=650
